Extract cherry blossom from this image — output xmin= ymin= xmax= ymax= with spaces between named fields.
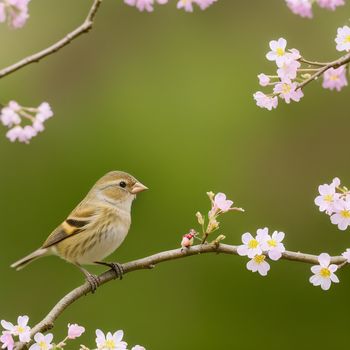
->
xmin=246 ymin=255 xmax=270 ymax=276
xmin=330 ymin=198 xmax=350 ymax=230
xmin=95 ymin=329 xmax=127 ymax=350
xmin=253 ymin=91 xmax=278 ymax=110
xmin=0 ymin=101 xmax=54 ymax=143
xmin=257 ymin=73 xmax=270 ymax=87
xmin=309 ymin=253 xmax=339 ymax=290
xmin=213 ymin=193 xmax=233 ymax=212
xmin=0 ymin=0 xmax=30 ymax=28
xmin=335 ymin=26 xmax=350 ymax=52
xmin=266 ymin=38 xmax=289 ymax=67
xmin=322 ymin=66 xmax=348 ymax=91
xmin=277 ymin=59 xmax=301 ymax=80
xmin=67 ymin=324 xmax=85 ymax=340
xmin=237 ymin=232 xmax=264 ymax=258
xmin=131 ymin=346 xmax=146 ymax=350
xmin=124 ymin=0 xmax=167 ymax=12
xmin=317 ymin=0 xmax=344 ymax=10
xmin=0 ymin=332 xmax=14 ymax=350
xmin=314 ymin=177 xmax=340 ymax=214
xmin=285 ymin=0 xmax=313 ymax=18
xmin=258 ymin=228 xmax=286 ymax=261
xmin=28 ymin=333 xmax=53 ymax=350
xmin=273 ymin=81 xmax=304 ymax=103
xmin=1 ymin=316 xmax=31 ymax=343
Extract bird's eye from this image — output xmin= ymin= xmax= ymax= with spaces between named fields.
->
xmin=119 ymin=181 xmax=127 ymax=188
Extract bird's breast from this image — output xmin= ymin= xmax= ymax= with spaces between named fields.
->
xmin=57 ymin=209 xmax=131 ymax=265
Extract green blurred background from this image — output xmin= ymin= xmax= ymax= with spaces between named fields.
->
xmin=1 ymin=0 xmax=350 ymax=348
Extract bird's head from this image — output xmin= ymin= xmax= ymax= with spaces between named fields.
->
xmin=94 ymin=171 xmax=148 ymax=207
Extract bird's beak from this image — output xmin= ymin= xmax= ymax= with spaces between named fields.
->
xmin=131 ymin=182 xmax=148 ymax=194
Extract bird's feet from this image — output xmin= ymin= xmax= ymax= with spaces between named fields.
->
xmin=86 ymin=273 xmax=100 ymax=293
xmin=94 ymin=261 xmax=124 ymax=280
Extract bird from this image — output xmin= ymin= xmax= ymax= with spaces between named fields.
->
xmin=11 ymin=170 xmax=148 ymax=291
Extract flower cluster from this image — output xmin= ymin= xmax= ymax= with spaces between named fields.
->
xmin=124 ymin=0 xmax=218 ymax=12
xmin=237 ymin=228 xmax=286 ymax=276
xmin=198 ymin=192 xmax=244 ymax=244
xmin=0 ymin=101 xmax=53 ymax=143
xmin=285 ymin=0 xmax=344 ymax=18
xmin=0 ymin=316 xmax=145 ymax=350
xmin=0 ymin=0 xmax=30 ymax=28
xmin=254 ymin=30 xmax=349 ymax=110
xmin=314 ymin=177 xmax=350 ymax=231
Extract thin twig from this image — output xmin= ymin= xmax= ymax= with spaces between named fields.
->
xmin=0 ymin=0 xmax=103 ymax=79
xmin=14 ymin=242 xmax=346 ymax=350
xmin=298 ymin=53 xmax=350 ymax=90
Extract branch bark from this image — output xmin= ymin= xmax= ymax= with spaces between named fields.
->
xmin=298 ymin=52 xmax=350 ymax=90
xmin=0 ymin=0 xmax=103 ymax=79
xmin=14 ymin=242 xmax=346 ymax=349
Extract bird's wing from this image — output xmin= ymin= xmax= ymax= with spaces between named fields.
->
xmin=42 ymin=206 xmax=96 ymax=248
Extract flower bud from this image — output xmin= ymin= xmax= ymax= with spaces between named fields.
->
xmin=196 ymin=211 xmax=204 ymax=225
xmin=206 ymin=191 xmax=215 ymax=201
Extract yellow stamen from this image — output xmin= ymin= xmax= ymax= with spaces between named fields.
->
xmin=267 ymin=239 xmax=277 ymax=247
xmin=340 ymin=210 xmax=350 ymax=219
xmin=323 ymin=194 xmax=334 ymax=202
xmin=253 ymin=255 xmax=265 ymax=264
xmin=282 ymin=83 xmax=291 ymax=94
xmin=330 ymin=75 xmax=339 ymax=81
xmin=105 ymin=340 xmax=116 ymax=350
xmin=248 ymin=239 xmax=259 ymax=249
xmin=276 ymin=47 xmax=285 ymax=56
xmin=344 ymin=35 xmax=350 ymax=43
xmin=39 ymin=341 xmax=48 ymax=350
xmin=320 ymin=267 xmax=331 ymax=278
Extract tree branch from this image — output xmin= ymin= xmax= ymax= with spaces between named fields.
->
xmin=298 ymin=52 xmax=350 ymax=90
xmin=14 ymin=242 xmax=346 ymax=349
xmin=0 ymin=0 xmax=103 ymax=79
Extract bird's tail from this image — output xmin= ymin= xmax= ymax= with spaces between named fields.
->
xmin=11 ymin=248 xmax=49 ymax=271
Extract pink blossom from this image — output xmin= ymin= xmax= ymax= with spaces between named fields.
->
xmin=330 ymin=198 xmax=350 ymax=230
xmin=310 ymin=253 xmax=339 ymax=290
xmin=36 ymin=102 xmax=53 ymax=122
xmin=124 ymin=0 xmax=168 ymax=11
xmin=277 ymin=59 xmax=301 ymax=80
xmin=317 ymin=0 xmax=344 ymax=10
xmin=0 ymin=332 xmax=14 ymax=350
xmin=0 ymin=0 xmax=30 ymax=28
xmin=335 ymin=26 xmax=350 ymax=52
xmin=266 ymin=38 xmax=289 ymax=67
xmin=132 ymin=346 xmax=146 ymax=350
xmin=28 ymin=333 xmax=53 ymax=350
xmin=6 ymin=125 xmax=37 ymax=143
xmin=214 ymin=193 xmax=233 ymax=212
xmin=273 ymin=81 xmax=303 ymax=103
xmin=285 ymin=0 xmax=313 ymax=18
xmin=67 ymin=324 xmax=85 ymax=340
xmin=258 ymin=228 xmax=286 ymax=261
xmin=322 ymin=66 xmax=348 ymax=91
xmin=177 ymin=0 xmax=217 ymax=12
xmin=253 ymin=91 xmax=278 ymax=111
xmin=237 ymin=232 xmax=264 ymax=258
xmin=257 ymin=73 xmax=270 ymax=87
xmin=314 ymin=177 xmax=340 ymax=214
xmin=1 ymin=100 xmax=53 ymax=143
xmin=95 ymin=329 xmax=127 ymax=350
xmin=246 ymin=255 xmax=270 ymax=276
xmin=1 ymin=316 xmax=31 ymax=343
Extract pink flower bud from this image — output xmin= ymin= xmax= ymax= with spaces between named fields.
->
xmin=67 ymin=324 xmax=85 ymax=339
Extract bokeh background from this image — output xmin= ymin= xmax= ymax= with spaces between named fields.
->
xmin=1 ymin=0 xmax=350 ymax=348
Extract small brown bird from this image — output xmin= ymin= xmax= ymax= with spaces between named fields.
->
xmin=11 ymin=171 xmax=148 ymax=291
